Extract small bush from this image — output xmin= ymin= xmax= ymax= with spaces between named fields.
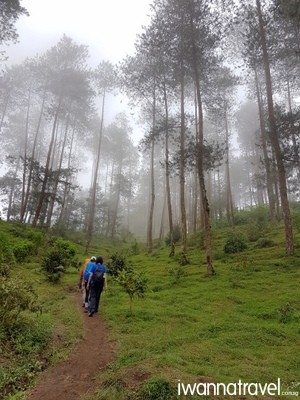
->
xmin=115 ymin=269 xmax=148 ymax=314
xmin=278 ymin=302 xmax=295 ymax=324
xmin=13 ymin=240 xmax=35 ymax=263
xmin=168 ymin=265 xmax=187 ymax=285
xmin=0 ymin=276 xmax=37 ymax=331
xmin=224 ymin=237 xmax=247 ymax=254
xmin=107 ymin=253 xmax=132 ymax=277
xmin=138 ymin=378 xmax=176 ymax=400
xmin=41 ymin=238 xmax=77 ymax=282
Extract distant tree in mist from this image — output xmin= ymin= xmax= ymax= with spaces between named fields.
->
xmin=0 ymin=0 xmax=28 ymax=47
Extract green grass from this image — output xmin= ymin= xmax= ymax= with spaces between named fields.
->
xmin=90 ymin=224 xmax=300 ymax=399
xmin=1 ymin=219 xmax=300 ymax=399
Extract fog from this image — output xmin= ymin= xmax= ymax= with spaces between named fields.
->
xmin=0 ymin=0 xmax=299 ymax=248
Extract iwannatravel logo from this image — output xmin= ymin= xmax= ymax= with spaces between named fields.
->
xmin=177 ymin=378 xmax=299 ymax=397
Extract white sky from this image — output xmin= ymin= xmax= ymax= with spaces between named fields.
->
xmin=2 ymin=0 xmax=154 ymax=147
xmin=6 ymin=0 xmax=152 ymax=65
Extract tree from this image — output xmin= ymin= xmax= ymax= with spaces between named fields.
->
xmin=0 ymin=0 xmax=28 ymax=46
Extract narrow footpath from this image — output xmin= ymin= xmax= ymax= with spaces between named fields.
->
xmin=25 ymin=292 xmax=115 ymax=400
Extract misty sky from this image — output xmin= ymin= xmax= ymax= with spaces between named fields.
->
xmin=6 ymin=0 xmax=152 ymax=65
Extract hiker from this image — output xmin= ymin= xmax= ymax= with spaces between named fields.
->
xmin=86 ymin=256 xmax=107 ymax=317
xmin=83 ymin=256 xmax=97 ymax=310
xmin=79 ymin=258 xmax=90 ymax=307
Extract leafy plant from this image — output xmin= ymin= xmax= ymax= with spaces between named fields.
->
xmin=115 ymin=269 xmax=148 ymax=314
xmin=278 ymin=302 xmax=295 ymax=324
xmin=0 ymin=276 xmax=37 ymax=331
xmin=138 ymin=378 xmax=176 ymax=400
xmin=41 ymin=238 xmax=77 ymax=282
xmin=224 ymin=236 xmax=247 ymax=254
xmin=107 ymin=253 xmax=132 ymax=277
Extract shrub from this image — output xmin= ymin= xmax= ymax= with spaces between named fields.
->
xmin=224 ymin=236 xmax=247 ymax=254
xmin=13 ymin=240 xmax=35 ymax=263
xmin=0 ymin=232 xmax=15 ymax=266
xmin=0 ymin=275 xmax=37 ymax=331
xmin=138 ymin=378 xmax=176 ymax=400
xmin=115 ymin=269 xmax=148 ymax=314
xmin=41 ymin=238 xmax=77 ymax=282
xmin=107 ymin=253 xmax=132 ymax=277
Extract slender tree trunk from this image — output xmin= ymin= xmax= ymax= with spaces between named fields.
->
xmin=146 ymin=80 xmax=156 ymax=253
xmin=179 ymin=58 xmax=188 ymax=265
xmin=256 ymin=0 xmax=294 ymax=255
xmin=86 ymin=89 xmax=106 ymax=253
xmin=46 ymin=112 xmax=71 ymax=227
xmin=0 ymin=94 xmax=9 ymax=132
xmin=7 ymin=157 xmax=21 ymax=221
xmin=287 ymin=78 xmax=300 ymax=184
xmin=21 ymin=88 xmax=46 ymax=222
xmin=162 ymin=75 xmax=175 ymax=256
xmin=32 ymin=97 xmax=62 ymax=226
xmin=189 ymin=12 xmax=215 ymax=275
xmin=224 ymin=107 xmax=234 ymax=226
xmin=20 ymin=87 xmax=31 ymax=220
xmin=254 ymin=66 xmax=276 ymax=221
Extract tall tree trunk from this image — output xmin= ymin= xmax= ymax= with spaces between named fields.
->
xmin=20 ymin=87 xmax=31 ymax=220
xmin=32 ymin=97 xmax=62 ymax=227
xmin=287 ymin=78 xmax=300 ymax=184
xmin=256 ymin=0 xmax=294 ymax=255
xmin=57 ymin=124 xmax=75 ymax=226
xmin=46 ymin=111 xmax=71 ymax=227
xmin=254 ymin=66 xmax=276 ymax=221
xmin=0 ymin=94 xmax=9 ymax=132
xmin=162 ymin=75 xmax=175 ymax=256
xmin=21 ymin=88 xmax=46 ymax=222
xmin=179 ymin=58 xmax=188 ymax=265
xmin=147 ymin=80 xmax=156 ymax=253
xmin=189 ymin=12 xmax=215 ymax=275
xmin=6 ymin=156 xmax=21 ymax=221
xmin=86 ymin=89 xmax=106 ymax=253
xmin=224 ymin=107 xmax=234 ymax=226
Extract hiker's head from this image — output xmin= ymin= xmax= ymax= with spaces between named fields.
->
xmin=91 ymin=256 xmax=96 ymax=262
xmin=96 ymin=256 xmax=103 ymax=264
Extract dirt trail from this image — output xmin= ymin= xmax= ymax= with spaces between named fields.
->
xmin=25 ymin=292 xmax=115 ymax=400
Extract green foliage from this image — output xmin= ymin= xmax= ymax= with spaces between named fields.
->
xmin=0 ymin=232 xmax=15 ymax=266
xmin=278 ymin=302 xmax=295 ymax=324
xmin=224 ymin=235 xmax=247 ymax=254
xmin=10 ymin=314 xmax=52 ymax=356
xmin=13 ymin=240 xmax=35 ymax=263
xmin=255 ymin=237 xmax=275 ymax=248
xmin=41 ymin=238 xmax=77 ymax=282
xmin=168 ymin=265 xmax=187 ymax=285
xmin=107 ymin=253 xmax=132 ymax=277
xmin=138 ymin=378 xmax=176 ymax=400
xmin=165 ymin=225 xmax=181 ymax=246
xmin=115 ymin=269 xmax=148 ymax=314
xmin=0 ymin=275 xmax=37 ymax=331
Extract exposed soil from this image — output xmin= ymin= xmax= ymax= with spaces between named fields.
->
xmin=25 ymin=292 xmax=116 ymax=400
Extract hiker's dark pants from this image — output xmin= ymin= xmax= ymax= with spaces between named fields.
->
xmin=89 ymin=282 xmax=104 ymax=313
xmin=84 ymin=281 xmax=89 ymax=305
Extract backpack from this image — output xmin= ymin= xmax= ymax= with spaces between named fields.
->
xmin=93 ymin=265 xmax=104 ymax=284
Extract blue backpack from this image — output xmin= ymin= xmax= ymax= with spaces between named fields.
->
xmin=93 ymin=265 xmax=104 ymax=284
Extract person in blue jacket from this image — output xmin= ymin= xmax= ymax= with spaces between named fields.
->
xmin=83 ymin=256 xmax=96 ymax=310
xmin=86 ymin=256 xmax=107 ymax=317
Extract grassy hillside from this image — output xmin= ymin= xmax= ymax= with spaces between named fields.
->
xmin=0 ymin=211 xmax=300 ymax=400
xmin=89 ymin=219 xmax=300 ymax=400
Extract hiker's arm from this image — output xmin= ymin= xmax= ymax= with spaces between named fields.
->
xmin=104 ymin=274 xmax=108 ymax=290
xmin=87 ymin=272 xmax=93 ymax=288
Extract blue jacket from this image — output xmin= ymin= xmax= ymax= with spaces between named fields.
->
xmin=83 ymin=261 xmax=95 ymax=281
